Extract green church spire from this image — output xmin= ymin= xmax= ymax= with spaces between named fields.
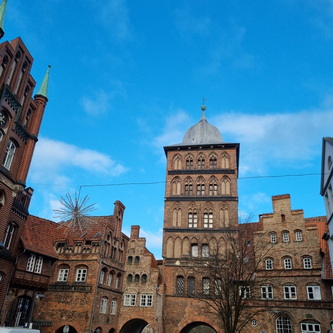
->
xmin=0 ymin=0 xmax=8 ymax=39
xmin=36 ymin=65 xmax=51 ymax=99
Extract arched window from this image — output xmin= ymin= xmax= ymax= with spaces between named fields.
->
xmin=270 ymin=232 xmax=277 ymax=244
xmin=110 ymin=299 xmax=117 ymax=315
xmin=115 ymin=273 xmax=121 ymax=289
xmin=184 ymin=177 xmax=193 ymax=196
xmin=221 ymin=152 xmax=230 ymax=168
xmin=127 ymin=274 xmax=133 ymax=283
xmin=295 ymin=230 xmax=302 ymax=241
xmin=108 ymin=272 xmax=114 ymax=287
xmin=221 ymin=176 xmax=231 ymax=195
xmin=303 ymin=256 xmax=312 ymax=269
xmin=283 ymin=257 xmax=292 ymax=270
xmin=171 ymin=177 xmax=181 ymax=195
xmin=173 ymin=154 xmax=182 ymax=170
xmin=197 ymin=155 xmax=205 ymax=169
xmin=209 ymin=155 xmax=217 ymax=169
xmin=99 ymin=269 xmax=106 ymax=284
xmin=282 ymin=231 xmax=289 ymax=242
xmin=172 ymin=205 xmax=182 ymax=227
xmin=220 ymin=205 xmax=229 ymax=227
xmin=100 ymin=297 xmax=108 ymax=314
xmin=3 ymin=140 xmax=16 ymax=170
xmin=265 ymin=258 xmax=273 ymax=270
xmin=186 ymin=155 xmax=193 ymax=169
xmin=196 ymin=177 xmax=205 ymax=196
xmin=128 ymin=256 xmax=133 ymax=264
xmin=202 ymin=244 xmax=209 ymax=257
xmin=142 ymin=274 xmax=147 ymax=283
xmin=176 ymin=276 xmax=184 ymax=293
xmin=281 ymin=214 xmax=286 ymax=222
xmin=4 ymin=222 xmax=16 ymax=250
xmin=209 ymin=176 xmax=218 ymax=196
xmin=188 ymin=211 xmax=198 ymax=228
xmin=191 ymin=244 xmax=198 ymax=257
xmin=135 ymin=256 xmax=140 ymax=264
xmin=203 ymin=212 xmax=213 ymax=228
xmin=276 ymin=316 xmax=292 ymax=333
xmin=134 ymin=274 xmax=140 ymax=282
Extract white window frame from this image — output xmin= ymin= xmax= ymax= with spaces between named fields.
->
xmin=100 ymin=297 xmax=107 ymax=314
xmin=300 ymin=322 xmax=321 ymax=333
xmin=265 ymin=258 xmax=273 ymax=270
xmin=203 ymin=212 xmax=213 ymax=228
xmin=283 ymin=285 xmax=297 ymax=300
xmin=239 ymin=286 xmax=250 ymax=299
xmin=3 ymin=140 xmax=16 ymax=170
xmin=261 ymin=285 xmax=273 ymax=300
xmin=99 ymin=270 xmax=105 ymax=284
xmin=124 ymin=294 xmax=136 ymax=306
xmin=303 ymin=257 xmax=312 ymax=269
xmin=295 ymin=230 xmax=302 ymax=241
xmin=58 ymin=268 xmax=69 ymax=282
xmin=140 ymin=294 xmax=153 ymax=307
xmin=26 ymin=254 xmax=36 ymax=272
xmin=110 ymin=299 xmax=117 ymax=315
xmin=34 ymin=256 xmax=43 ymax=274
xmin=76 ymin=268 xmax=87 ymax=282
xmin=282 ymin=231 xmax=290 ymax=242
xmin=284 ymin=257 xmax=292 ymax=269
xmin=270 ymin=232 xmax=277 ymax=244
xmin=306 ymin=285 xmax=321 ymax=300
xmin=4 ymin=223 xmax=15 ymax=249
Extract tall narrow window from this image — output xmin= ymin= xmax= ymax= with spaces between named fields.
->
xmin=188 ymin=277 xmax=195 ymax=294
xmin=283 ymin=257 xmax=292 ymax=269
xmin=176 ymin=276 xmax=184 ymax=293
xmin=110 ymin=299 xmax=117 ymax=315
xmin=34 ymin=256 xmax=43 ymax=274
xmin=270 ymin=232 xmax=277 ymax=244
xmin=108 ymin=273 xmax=113 ymax=286
xmin=221 ymin=176 xmax=231 ymax=195
xmin=196 ymin=177 xmax=205 ymax=196
xmin=209 ymin=155 xmax=217 ymax=169
xmin=100 ymin=297 xmax=108 ymax=314
xmin=184 ymin=178 xmax=193 ymax=196
xmin=282 ymin=231 xmax=289 ymax=242
xmin=191 ymin=244 xmax=198 ymax=257
xmin=99 ymin=270 xmax=105 ymax=284
xmin=203 ymin=212 xmax=213 ymax=228
xmin=4 ymin=223 xmax=16 ymax=250
xmin=202 ymin=278 xmax=210 ymax=295
xmin=197 ymin=155 xmax=205 ymax=169
xmin=26 ymin=254 xmax=36 ymax=272
xmin=186 ymin=156 xmax=193 ymax=169
xmin=209 ymin=177 xmax=218 ymax=196
xmin=295 ymin=230 xmax=302 ymax=241
xmin=221 ymin=152 xmax=230 ymax=168
xmin=202 ymin=244 xmax=209 ymax=257
xmin=3 ymin=140 xmax=16 ymax=170
xmin=303 ymin=257 xmax=312 ymax=269
xmin=188 ymin=212 xmax=198 ymax=228
xmin=265 ymin=258 xmax=273 ymax=270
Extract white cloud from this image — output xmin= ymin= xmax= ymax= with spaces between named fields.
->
xmin=140 ymin=227 xmax=163 ymax=252
xmin=30 ymin=137 xmax=128 ymax=180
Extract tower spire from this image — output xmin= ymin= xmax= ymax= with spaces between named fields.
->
xmin=0 ymin=0 xmax=8 ymax=39
xmin=35 ymin=65 xmax=51 ymax=100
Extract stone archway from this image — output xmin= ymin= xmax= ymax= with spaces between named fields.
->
xmin=120 ymin=319 xmax=153 ymax=333
xmin=180 ymin=322 xmax=217 ymax=333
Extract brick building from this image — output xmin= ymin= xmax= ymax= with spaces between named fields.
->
xmin=0 ymin=0 xmax=50 ymax=325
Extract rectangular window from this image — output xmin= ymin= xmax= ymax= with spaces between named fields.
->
xmin=34 ymin=256 xmax=43 ymax=274
xmin=261 ymin=286 xmax=273 ymax=299
xmin=239 ymin=286 xmax=250 ymax=299
xmin=188 ymin=213 xmax=198 ymax=228
xmin=100 ymin=298 xmax=107 ymax=314
xmin=265 ymin=259 xmax=273 ymax=270
xmin=301 ymin=323 xmax=321 ymax=333
xmin=284 ymin=258 xmax=292 ymax=269
xmin=26 ymin=254 xmax=36 ymax=272
xmin=76 ymin=268 xmax=87 ymax=282
xmin=3 ymin=141 xmax=16 ymax=170
xmin=203 ymin=213 xmax=213 ymax=228
xmin=140 ymin=294 xmax=153 ymax=307
xmin=124 ymin=294 xmax=136 ymax=306
xmin=283 ymin=286 xmax=297 ymax=300
xmin=203 ymin=278 xmax=210 ymax=295
xmin=295 ymin=231 xmax=302 ymax=241
xmin=215 ymin=279 xmax=222 ymax=296
xmin=110 ymin=300 xmax=117 ymax=315
xmin=191 ymin=244 xmax=198 ymax=257
xmin=58 ymin=269 xmax=69 ymax=282
xmin=177 ymin=276 xmax=184 ymax=293
xmin=270 ymin=233 xmax=277 ymax=244
xmin=188 ymin=277 xmax=195 ymax=294
xmin=282 ymin=232 xmax=289 ymax=242
xmin=202 ymin=244 xmax=209 ymax=258
xmin=307 ymin=286 xmax=321 ymax=300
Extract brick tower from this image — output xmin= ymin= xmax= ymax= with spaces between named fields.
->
xmin=0 ymin=0 xmax=50 ymax=320
xmin=162 ymin=105 xmax=239 ymax=333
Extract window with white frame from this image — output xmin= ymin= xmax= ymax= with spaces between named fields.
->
xmin=188 ymin=212 xmax=198 ymax=228
xmin=99 ymin=270 xmax=105 ymax=284
xmin=140 ymin=294 xmax=153 ymax=307
xmin=4 ymin=222 xmax=16 ymax=250
xmin=100 ymin=297 xmax=107 ymax=314
xmin=110 ymin=299 xmax=117 ymax=315
xmin=203 ymin=212 xmax=213 ymax=228
xmin=282 ymin=231 xmax=290 ymax=242
xmin=58 ymin=268 xmax=69 ymax=282
xmin=26 ymin=254 xmax=43 ymax=274
xmin=124 ymin=294 xmax=136 ymax=306
xmin=265 ymin=258 xmax=273 ymax=270
xmin=283 ymin=285 xmax=297 ymax=300
xmin=300 ymin=322 xmax=321 ymax=333
xmin=283 ymin=257 xmax=292 ymax=269
xmin=261 ymin=285 xmax=273 ymax=299
xmin=306 ymin=285 xmax=321 ymax=300
xmin=276 ymin=316 xmax=292 ymax=333
xmin=303 ymin=257 xmax=312 ymax=269
xmin=3 ymin=140 xmax=16 ymax=170
xmin=295 ymin=230 xmax=302 ymax=241
xmin=76 ymin=268 xmax=87 ymax=282
xmin=239 ymin=286 xmax=250 ymax=299
xmin=270 ymin=232 xmax=277 ymax=244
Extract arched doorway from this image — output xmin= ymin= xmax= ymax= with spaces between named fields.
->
xmin=120 ymin=319 xmax=153 ymax=333
xmin=55 ymin=325 xmax=78 ymax=333
xmin=180 ymin=322 xmax=217 ymax=333
xmin=13 ymin=296 xmax=32 ymax=327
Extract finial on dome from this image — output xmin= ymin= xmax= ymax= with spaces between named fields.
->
xmin=201 ymin=97 xmax=207 ymax=119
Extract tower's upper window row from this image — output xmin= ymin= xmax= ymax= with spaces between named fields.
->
xmin=172 ymin=152 xmax=231 ymax=170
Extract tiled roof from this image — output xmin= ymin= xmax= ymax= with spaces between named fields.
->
xmin=22 ymin=215 xmax=63 ymax=258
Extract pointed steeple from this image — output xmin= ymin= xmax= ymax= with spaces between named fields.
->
xmin=0 ymin=0 xmax=8 ymax=39
xmin=35 ymin=65 xmax=51 ymax=100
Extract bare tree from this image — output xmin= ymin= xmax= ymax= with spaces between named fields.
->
xmin=191 ymin=228 xmax=274 ymax=333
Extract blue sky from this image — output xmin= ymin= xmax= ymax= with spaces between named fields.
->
xmin=4 ymin=0 xmax=333 ymax=258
